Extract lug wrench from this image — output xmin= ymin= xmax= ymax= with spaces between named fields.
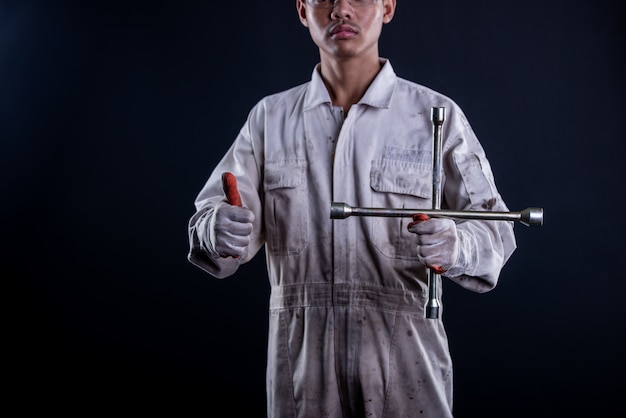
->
xmin=330 ymin=107 xmax=543 ymax=319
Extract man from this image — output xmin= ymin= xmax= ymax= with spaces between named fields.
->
xmin=187 ymin=0 xmax=516 ymax=416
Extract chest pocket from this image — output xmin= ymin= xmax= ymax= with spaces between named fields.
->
xmin=263 ymin=160 xmax=308 ymax=256
xmin=369 ymin=158 xmax=432 ymax=260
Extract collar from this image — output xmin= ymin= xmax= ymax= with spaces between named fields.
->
xmin=304 ymin=58 xmax=396 ymax=111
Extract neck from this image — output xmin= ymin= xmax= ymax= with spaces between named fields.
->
xmin=319 ymin=54 xmax=382 ymax=115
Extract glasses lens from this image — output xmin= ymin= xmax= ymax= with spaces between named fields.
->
xmin=307 ymin=0 xmax=375 ymax=9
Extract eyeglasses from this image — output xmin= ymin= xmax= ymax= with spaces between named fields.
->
xmin=305 ymin=0 xmax=378 ymax=9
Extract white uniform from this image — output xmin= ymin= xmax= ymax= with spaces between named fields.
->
xmin=188 ymin=60 xmax=516 ymax=417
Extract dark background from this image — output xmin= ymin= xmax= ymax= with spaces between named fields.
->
xmin=2 ymin=1 xmax=624 ymax=416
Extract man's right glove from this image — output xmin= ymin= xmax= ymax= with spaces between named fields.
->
xmin=206 ymin=172 xmax=254 ymax=258
xmin=208 ymin=201 xmax=254 ymax=258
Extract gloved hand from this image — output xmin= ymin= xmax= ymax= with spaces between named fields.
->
xmin=208 ymin=172 xmax=254 ymax=258
xmin=407 ymin=214 xmax=460 ymax=274
xmin=209 ymin=200 xmax=255 ymax=258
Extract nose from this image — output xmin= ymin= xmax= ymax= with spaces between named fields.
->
xmin=331 ymin=0 xmax=353 ymax=19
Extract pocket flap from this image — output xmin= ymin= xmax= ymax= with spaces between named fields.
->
xmin=264 ymin=161 xmax=307 ymax=191
xmin=370 ymin=159 xmax=431 ymax=198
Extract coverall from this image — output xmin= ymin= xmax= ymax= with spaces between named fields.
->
xmin=188 ymin=60 xmax=517 ymax=417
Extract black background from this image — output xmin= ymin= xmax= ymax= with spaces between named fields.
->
xmin=3 ymin=1 xmax=624 ymax=416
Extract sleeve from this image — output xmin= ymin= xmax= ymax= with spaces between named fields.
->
xmin=439 ymin=105 xmax=517 ymax=293
xmin=187 ymin=105 xmax=265 ymax=279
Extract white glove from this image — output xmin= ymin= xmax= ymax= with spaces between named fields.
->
xmin=208 ymin=200 xmax=255 ymax=258
xmin=407 ymin=214 xmax=460 ymax=274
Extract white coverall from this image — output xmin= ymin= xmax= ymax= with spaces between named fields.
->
xmin=188 ymin=60 xmax=517 ymax=417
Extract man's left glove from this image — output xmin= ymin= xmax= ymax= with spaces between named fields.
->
xmin=407 ymin=214 xmax=460 ymax=274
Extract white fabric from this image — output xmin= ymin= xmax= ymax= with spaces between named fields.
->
xmin=188 ymin=60 xmax=516 ymax=417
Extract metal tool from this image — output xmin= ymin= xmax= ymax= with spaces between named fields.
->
xmin=329 ymin=203 xmax=544 ymax=227
xmin=330 ymin=107 xmax=544 ymax=319
xmin=425 ymin=107 xmax=445 ymax=319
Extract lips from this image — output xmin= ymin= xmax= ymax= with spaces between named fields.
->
xmin=329 ymin=23 xmax=358 ymax=38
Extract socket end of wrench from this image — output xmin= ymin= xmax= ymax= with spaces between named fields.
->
xmin=330 ymin=202 xmax=352 ymax=219
xmin=425 ymin=300 xmax=441 ymax=319
xmin=431 ymin=107 xmax=446 ymax=125
xmin=520 ymin=207 xmax=543 ymax=227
